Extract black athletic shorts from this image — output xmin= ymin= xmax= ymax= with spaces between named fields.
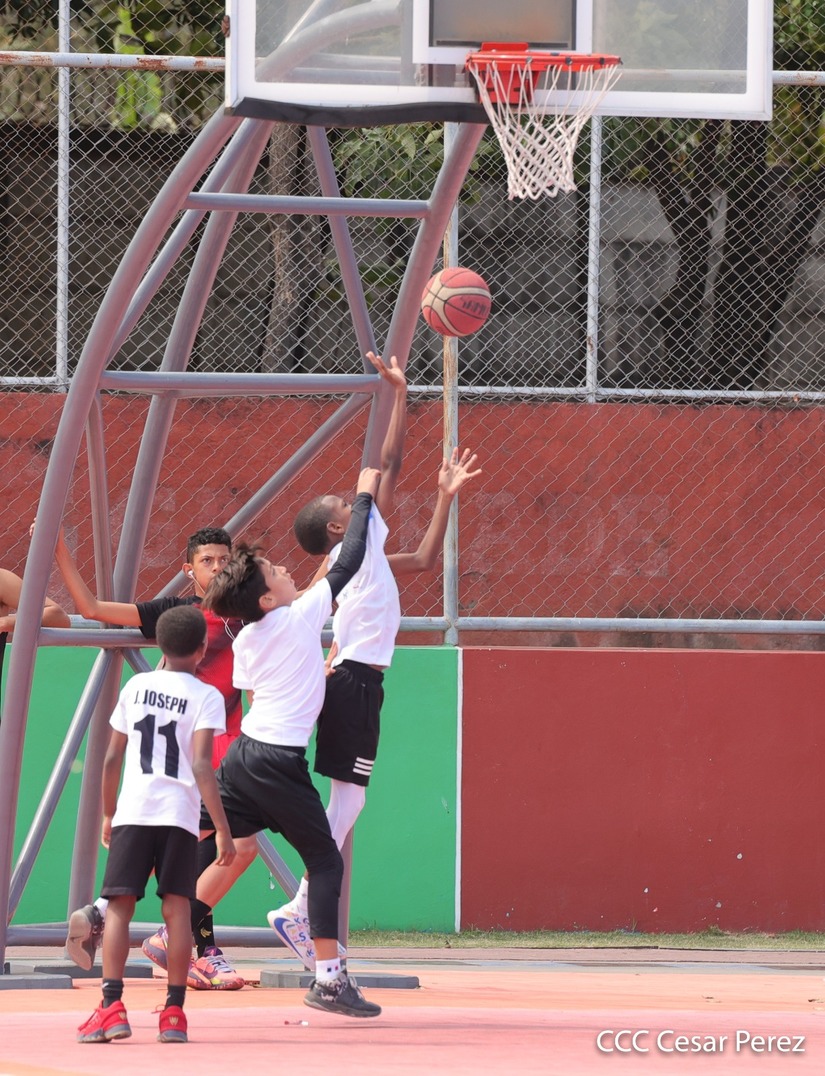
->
xmin=201 ymin=733 xmax=339 ymax=871
xmin=314 ymin=660 xmax=384 ymax=787
xmin=101 ymin=824 xmax=197 ymax=900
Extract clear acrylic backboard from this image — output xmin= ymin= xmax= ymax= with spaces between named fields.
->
xmin=225 ymin=0 xmax=773 ymax=126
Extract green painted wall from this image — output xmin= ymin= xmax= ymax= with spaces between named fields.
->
xmin=6 ymin=645 xmax=458 ymax=932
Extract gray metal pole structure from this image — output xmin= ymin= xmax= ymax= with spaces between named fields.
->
xmin=0 ymin=110 xmax=240 ymax=966
xmin=8 ymin=650 xmax=112 ymax=918
xmin=65 ymin=121 xmax=272 ymax=917
xmin=1 ymin=121 xmax=487 ymax=966
xmin=64 ymin=386 xmax=121 ymax=914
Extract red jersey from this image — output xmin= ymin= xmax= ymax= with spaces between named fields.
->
xmin=136 ymin=596 xmax=243 ymax=768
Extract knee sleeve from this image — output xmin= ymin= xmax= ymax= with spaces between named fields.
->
xmin=326 ymin=780 xmax=367 ymax=849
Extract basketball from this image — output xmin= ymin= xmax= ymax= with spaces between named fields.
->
xmin=421 ymin=267 xmax=492 ymax=337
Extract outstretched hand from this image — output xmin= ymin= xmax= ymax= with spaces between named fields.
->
xmin=356 ymin=466 xmax=382 ymax=498
xmin=438 ymin=447 xmax=482 ymax=496
xmin=366 ymin=350 xmax=406 ymax=392
xmin=30 ymin=518 xmax=67 ymax=547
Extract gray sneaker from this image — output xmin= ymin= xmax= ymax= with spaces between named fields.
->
xmin=304 ymin=975 xmax=381 ymax=1018
xmin=66 ymin=904 xmax=104 ymax=970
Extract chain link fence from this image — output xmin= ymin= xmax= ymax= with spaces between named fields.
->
xmin=2 ymin=4 xmax=825 ymax=646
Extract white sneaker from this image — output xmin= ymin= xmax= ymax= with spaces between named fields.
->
xmin=267 ymin=906 xmax=314 ymax=970
xmin=266 ymin=905 xmax=347 ymax=972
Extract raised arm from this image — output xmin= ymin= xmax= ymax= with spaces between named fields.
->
xmin=0 ymin=566 xmax=71 ymax=632
xmin=388 ymin=448 xmax=482 ymax=576
xmin=366 ymin=351 xmax=407 ymax=518
xmin=326 ymin=467 xmax=380 ymax=600
xmin=53 ymin=529 xmax=142 ymax=627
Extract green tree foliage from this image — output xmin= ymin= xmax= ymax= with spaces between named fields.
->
xmin=591 ymin=2 xmax=825 ymax=389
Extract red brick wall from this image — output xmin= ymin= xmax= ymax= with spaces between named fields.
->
xmin=4 ymin=394 xmax=825 ymax=636
xmin=461 ymin=646 xmax=825 ymax=932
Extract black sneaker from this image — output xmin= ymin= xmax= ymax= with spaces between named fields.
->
xmin=66 ymin=904 xmax=104 ymax=971
xmin=304 ymin=976 xmax=381 ymax=1018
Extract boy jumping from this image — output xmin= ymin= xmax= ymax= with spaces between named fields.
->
xmin=201 ymin=466 xmax=383 ymax=1017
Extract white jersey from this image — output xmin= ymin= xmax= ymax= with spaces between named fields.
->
xmin=109 ymin=669 xmax=226 ymax=836
xmin=233 ymin=579 xmax=333 ymax=747
xmin=328 ymin=504 xmax=400 ymax=668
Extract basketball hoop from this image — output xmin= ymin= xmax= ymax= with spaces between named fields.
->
xmin=466 ymin=43 xmax=622 ymax=201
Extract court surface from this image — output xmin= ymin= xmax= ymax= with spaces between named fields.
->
xmin=1 ymin=946 xmax=824 ymax=1074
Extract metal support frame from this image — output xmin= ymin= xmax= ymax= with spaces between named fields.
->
xmin=0 ymin=90 xmax=486 ymax=963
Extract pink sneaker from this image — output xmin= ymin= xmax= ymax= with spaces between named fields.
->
xmin=77 ymin=1002 xmax=131 ymax=1043
xmin=187 ymin=946 xmax=245 ymax=990
xmin=141 ymin=925 xmax=170 ymax=970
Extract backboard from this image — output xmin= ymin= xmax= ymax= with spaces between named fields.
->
xmin=225 ymin=0 xmax=773 ymax=126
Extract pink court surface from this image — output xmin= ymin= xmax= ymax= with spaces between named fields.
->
xmin=2 ymin=945 xmax=825 ymax=1074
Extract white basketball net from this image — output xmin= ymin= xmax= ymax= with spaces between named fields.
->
xmin=467 ymin=55 xmax=622 ymax=201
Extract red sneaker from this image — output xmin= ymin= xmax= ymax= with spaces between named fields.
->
xmin=77 ymin=1002 xmax=131 ymax=1043
xmin=157 ymin=1004 xmax=188 ymax=1043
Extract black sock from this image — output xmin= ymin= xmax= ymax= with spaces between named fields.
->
xmin=195 ymin=912 xmax=216 ymax=956
xmin=165 ymin=985 xmax=186 ymax=1010
xmin=190 ymin=897 xmax=212 ymax=957
xmin=101 ymin=978 xmax=124 ymax=1007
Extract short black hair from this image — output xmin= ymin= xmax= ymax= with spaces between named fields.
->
xmin=155 ymin=605 xmax=207 ymax=658
xmin=187 ymin=527 xmax=232 ymax=562
xmin=203 ymin=544 xmax=268 ymax=622
xmin=294 ymin=496 xmax=334 ymax=555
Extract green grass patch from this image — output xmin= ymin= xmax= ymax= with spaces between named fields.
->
xmin=348 ymin=928 xmax=825 ymax=951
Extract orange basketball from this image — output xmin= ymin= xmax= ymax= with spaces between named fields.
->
xmin=421 ymin=267 xmax=492 ymax=337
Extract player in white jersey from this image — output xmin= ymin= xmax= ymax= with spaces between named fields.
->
xmin=196 ymin=467 xmax=383 ymax=1018
xmin=268 ymin=352 xmax=481 ymax=970
xmin=76 ymin=605 xmax=235 ymax=1046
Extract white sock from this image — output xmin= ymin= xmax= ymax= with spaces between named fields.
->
xmin=94 ymin=897 xmax=109 ymax=921
xmin=315 ymin=957 xmax=343 ymax=986
xmin=291 ymin=877 xmax=309 ymax=917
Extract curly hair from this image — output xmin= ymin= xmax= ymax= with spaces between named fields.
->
xmin=155 ymin=605 xmax=207 ymax=658
xmin=186 ymin=526 xmax=232 ymax=562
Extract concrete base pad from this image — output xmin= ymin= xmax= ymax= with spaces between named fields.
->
xmin=6 ymin=959 xmax=154 ymax=980
xmin=260 ymin=968 xmax=420 ymax=989
xmin=0 ymin=970 xmax=72 ymax=990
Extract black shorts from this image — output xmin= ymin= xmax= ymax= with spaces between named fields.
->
xmin=314 ymin=660 xmax=384 ymax=787
xmin=202 ymin=733 xmax=340 ymax=874
xmin=101 ymin=824 xmax=197 ymax=900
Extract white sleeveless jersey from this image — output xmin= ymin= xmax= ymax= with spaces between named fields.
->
xmin=109 ymin=668 xmax=226 ymax=836
xmin=328 ymin=504 xmax=400 ymax=668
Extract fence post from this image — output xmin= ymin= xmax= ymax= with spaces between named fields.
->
xmin=586 ymin=115 xmax=603 ymax=404
xmin=442 ymin=122 xmax=460 ymax=647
